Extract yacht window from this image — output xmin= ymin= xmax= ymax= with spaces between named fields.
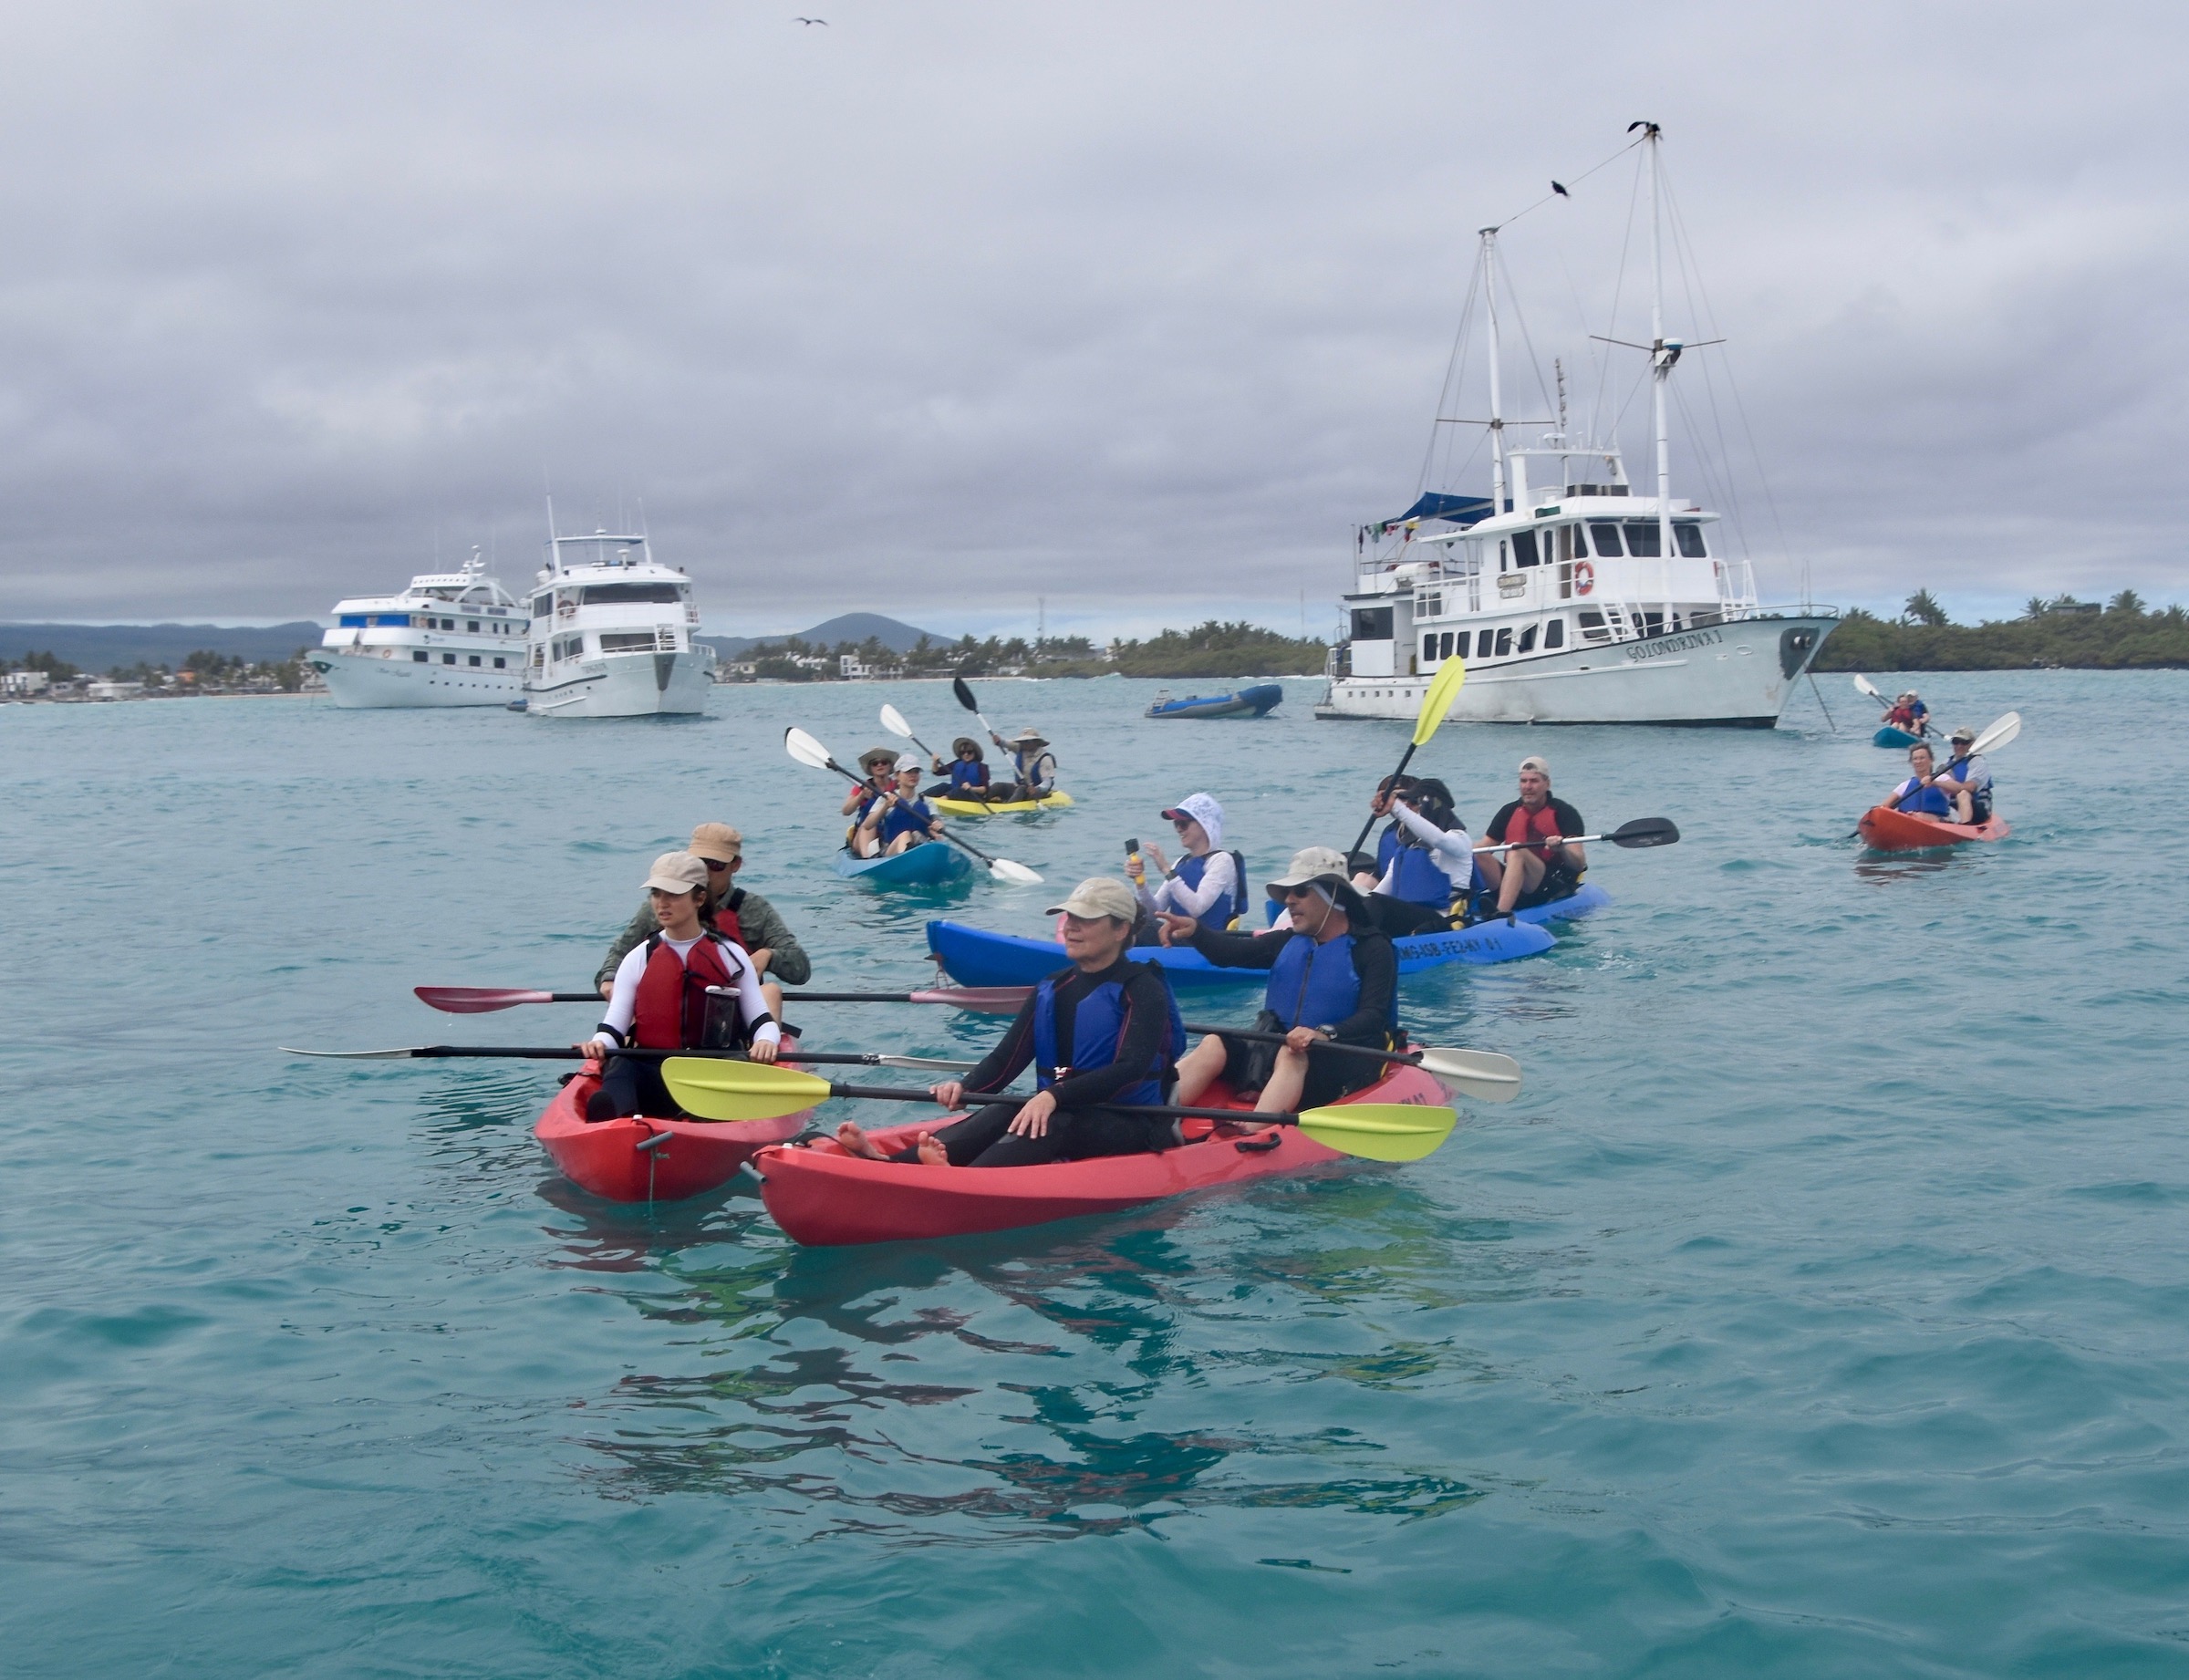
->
xmin=1568 ymin=524 xmax=1590 ymax=558
xmin=1518 ymin=625 xmax=1537 ymax=654
xmin=1577 ymin=610 xmax=1610 ymax=643
xmin=412 ymin=650 xmax=428 ymax=662
xmin=1350 ymin=607 xmax=1394 ymax=640
xmin=1544 ymin=618 xmax=1566 ymax=650
xmin=1624 ymin=521 xmax=1662 ymax=557
xmin=1638 ymin=610 xmax=1665 ymax=636
xmin=468 ymin=655 xmax=482 ymax=667
xmin=1422 ymin=634 xmax=1437 ymax=665
xmin=1512 ymin=530 xmax=1540 ymax=567
xmin=493 ymin=657 xmax=506 ymax=669
xmin=467 ymin=620 xmax=480 ymax=632
xmin=1588 ymin=522 xmax=1624 ymax=557
xmin=579 ymin=582 xmax=684 ymax=606
xmin=1494 ymin=627 xmax=1512 ymax=657
xmin=601 ymin=631 xmax=658 ymax=654
xmin=1499 ymin=539 xmax=1509 ymax=572
xmin=532 ymin=595 xmax=553 ymax=617
xmin=1674 ymin=521 xmax=1707 ymax=558
xmin=1439 ymin=631 xmax=1455 ymax=659
xmin=442 ymin=652 xmax=456 ymax=665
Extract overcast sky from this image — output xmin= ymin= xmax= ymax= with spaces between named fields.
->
xmin=1 ymin=1 xmax=2183 ymax=638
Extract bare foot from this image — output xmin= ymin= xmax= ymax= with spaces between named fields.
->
xmin=835 ymin=1120 xmax=889 ymax=1160
xmin=915 ymin=1132 xmax=949 ymax=1166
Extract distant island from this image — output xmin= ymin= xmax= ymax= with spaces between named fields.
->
xmin=722 ymin=619 xmax=1325 ymax=682
xmin=1813 ymin=590 xmax=2189 ymax=671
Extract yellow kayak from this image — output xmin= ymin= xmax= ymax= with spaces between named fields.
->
xmin=931 ymin=791 xmax=1075 ymax=817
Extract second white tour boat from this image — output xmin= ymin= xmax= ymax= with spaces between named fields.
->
xmin=524 ymin=528 xmax=713 ymax=718
xmin=306 ymin=550 xmax=528 ymax=708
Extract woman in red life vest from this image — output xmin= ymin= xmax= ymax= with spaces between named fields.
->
xmin=1475 ymin=755 xmax=1589 ymax=916
xmin=576 ymin=853 xmax=780 ymax=1123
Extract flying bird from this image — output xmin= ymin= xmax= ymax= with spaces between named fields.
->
xmin=1551 ymin=181 xmax=1568 ymax=198
xmin=794 ymin=15 xmax=828 ymax=24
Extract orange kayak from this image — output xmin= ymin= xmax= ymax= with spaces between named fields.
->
xmin=1856 ymin=805 xmax=2011 ymax=853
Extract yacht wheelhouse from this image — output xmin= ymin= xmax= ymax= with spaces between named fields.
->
xmin=307 ymin=550 xmax=526 ymax=708
xmin=523 ymin=529 xmax=713 ymax=719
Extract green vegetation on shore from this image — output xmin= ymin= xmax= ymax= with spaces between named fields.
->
xmin=734 ymin=619 xmax=1325 ymax=682
xmin=1813 ymin=591 xmax=2189 ymax=672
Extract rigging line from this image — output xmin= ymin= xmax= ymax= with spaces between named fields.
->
xmin=1671 ymin=383 xmax=1738 ymax=544
xmin=1490 ymin=133 xmax=1647 ymax=233
xmin=1591 ymin=147 xmax=1650 ymax=450
xmin=1415 ymin=260 xmax=1485 ymax=494
xmin=1493 ymin=244 xmax=1561 ymax=437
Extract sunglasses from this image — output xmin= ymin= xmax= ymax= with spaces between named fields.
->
xmin=1276 ymin=883 xmax=1323 ymax=899
xmin=701 ymin=857 xmax=732 ymax=872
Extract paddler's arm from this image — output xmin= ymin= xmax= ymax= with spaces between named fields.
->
xmin=1323 ymin=935 xmax=1396 ymax=1045
xmin=960 ymin=997 xmax=1037 ymax=1096
xmin=1179 ymin=922 xmax=1287 ymax=970
xmin=734 ymin=890 xmax=810 ymax=986
xmin=595 ymin=897 xmax=661 ymax=998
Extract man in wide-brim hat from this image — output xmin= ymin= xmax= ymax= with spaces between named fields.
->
xmin=989 ymin=725 xmax=1059 ymax=803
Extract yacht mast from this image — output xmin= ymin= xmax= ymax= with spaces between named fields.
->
xmin=1643 ymin=122 xmax=1675 ymax=578
xmin=1480 ymin=228 xmax=1507 ymax=516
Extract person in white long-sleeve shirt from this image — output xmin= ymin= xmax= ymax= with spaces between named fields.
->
xmin=577 ymin=852 xmax=780 ymax=1122
xmin=1127 ymin=792 xmax=1240 ymax=939
xmin=1343 ymin=778 xmax=1474 ymax=936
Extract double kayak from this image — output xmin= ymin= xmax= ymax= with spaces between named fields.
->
xmin=932 ymin=790 xmax=1074 ymax=818
xmin=1856 ymin=805 xmax=2011 ymax=853
xmin=1144 ymin=683 xmax=1283 ymax=720
xmin=1873 ymin=725 xmax=1926 ymax=748
xmin=752 ymin=1062 xmax=1448 ymax=1246
xmin=924 ymin=884 xmax=1610 ymax=989
xmin=534 ymin=1070 xmax=811 ymax=1202
xmin=833 ymin=844 xmax=971 ymax=887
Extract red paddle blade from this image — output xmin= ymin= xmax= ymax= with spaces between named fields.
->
xmin=908 ymin=987 xmax=1032 ymax=1014
xmin=413 ymin=986 xmax=555 ymax=1013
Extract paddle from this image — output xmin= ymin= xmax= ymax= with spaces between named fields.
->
xmin=414 ymin=986 xmax=602 ymax=1012
xmin=1854 ymin=673 xmax=1935 ymax=736
xmin=414 ymin=983 xmax=1032 ymax=1016
xmin=1958 ymin=711 xmax=2021 ymax=758
xmin=282 ymin=1043 xmax=979 ymax=1072
xmin=785 ymin=726 xmax=1043 ymax=884
xmin=879 ymin=702 xmax=942 ymax=766
xmin=661 ymin=1060 xmax=1457 ymax=1163
xmin=951 ymin=674 xmax=1000 ymax=738
xmin=1177 ymin=1025 xmax=1521 ymax=1104
xmin=1345 ymin=658 xmax=1467 ymax=860
xmin=1469 ymin=815 xmax=1680 ymax=856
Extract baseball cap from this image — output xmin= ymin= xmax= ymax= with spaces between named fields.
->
xmin=1046 ymin=877 xmax=1138 ymax=921
xmin=1518 ymin=755 xmax=1551 ymax=777
xmin=689 ymin=822 xmax=742 ymax=862
xmin=644 ymin=852 xmax=709 ymax=894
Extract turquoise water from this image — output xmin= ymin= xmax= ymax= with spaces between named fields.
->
xmin=5 ymin=670 xmax=2187 ymax=1677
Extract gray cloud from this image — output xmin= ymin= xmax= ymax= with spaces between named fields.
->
xmin=1 ymin=1 xmax=2183 ymax=633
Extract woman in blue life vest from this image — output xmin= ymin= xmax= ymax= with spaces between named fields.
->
xmin=1930 ymin=725 xmax=1994 ymax=824
xmin=1353 ymin=777 xmax=1473 ymax=935
xmin=833 ymin=878 xmax=1186 ymax=1167
xmin=1883 ymin=741 xmax=1954 ymax=818
xmin=576 ymin=852 xmax=781 ymax=1122
xmin=854 ymin=756 xmax=946 ymax=857
xmin=1158 ymin=846 xmax=1400 ymax=1117
xmin=840 ymin=744 xmax=899 ymax=831
xmin=926 ymin=737 xmax=991 ymax=799
xmin=1128 ymin=791 xmax=1241 ymax=939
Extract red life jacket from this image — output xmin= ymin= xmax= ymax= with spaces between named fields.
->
xmin=632 ymin=931 xmax=741 ymax=1051
xmin=710 ymin=887 xmax=745 ymax=949
xmin=1502 ymin=801 xmax=1563 ymax=860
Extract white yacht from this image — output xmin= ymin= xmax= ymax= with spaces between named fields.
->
xmin=306 ymin=550 xmax=527 ymax=707
xmin=1316 ymin=125 xmax=1835 ymax=728
xmin=523 ymin=528 xmax=713 ymax=718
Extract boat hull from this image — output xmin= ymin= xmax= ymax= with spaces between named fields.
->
xmin=753 ymin=1063 xmax=1448 ymax=1246
xmin=833 ymin=844 xmax=973 ymax=886
xmin=534 ymin=1071 xmax=810 ymax=1202
xmin=309 ymin=648 xmax=522 ymax=708
xmin=931 ymin=791 xmax=1074 ymax=817
xmin=924 ymin=887 xmax=1608 ymax=989
xmin=1873 ymin=725 xmax=1924 ymax=748
xmin=1856 ymin=806 xmax=2011 ymax=854
xmin=524 ymin=649 xmax=712 ymax=719
xmin=1316 ymin=615 xmax=1837 ymax=726
xmin=1146 ymin=683 xmax=1285 ymax=720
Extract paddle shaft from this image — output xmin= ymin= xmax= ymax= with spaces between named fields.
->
xmin=816 ymin=1079 xmax=1325 ymax=1129
xmin=358 ymin=1046 xmax=957 ymax=1068
xmin=784 ymin=990 xmax=1026 ymax=1004
xmin=1346 ymin=741 xmax=1420 ymax=859
xmin=1182 ymin=1022 xmax=1425 ymax=1072
xmin=1472 ymin=825 xmax=1645 ymax=856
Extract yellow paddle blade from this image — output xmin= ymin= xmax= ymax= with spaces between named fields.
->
xmin=1410 ymin=659 xmax=1467 ymax=746
xmin=661 ymin=1058 xmax=832 ymax=1121
xmin=1296 ymin=1102 xmax=1457 ymax=1163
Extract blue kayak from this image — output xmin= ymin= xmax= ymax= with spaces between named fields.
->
xmin=1144 ymin=683 xmax=1283 ymax=720
xmin=835 ymin=845 xmax=972 ymax=887
xmin=1873 ymin=725 xmax=1924 ymax=748
xmin=925 ymin=886 xmax=1610 ymax=989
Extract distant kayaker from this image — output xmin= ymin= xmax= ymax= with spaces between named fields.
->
xmin=929 ymin=736 xmax=991 ymax=798
xmin=841 ymin=746 xmax=900 ymax=824
xmin=1882 ymin=690 xmax=1930 ymax=736
xmin=1352 ymin=777 xmax=1475 ymax=935
xmin=1476 ymin=757 xmax=1588 ymax=916
xmin=834 ymin=877 xmax=1185 ymax=1167
xmin=855 ymin=756 xmax=945 ymax=857
xmin=1932 ymin=725 xmax=1993 ymax=824
xmin=1157 ymin=846 xmax=1400 ymax=1117
xmin=1127 ymin=792 xmax=1241 ymax=938
xmin=1883 ymin=741 xmax=1954 ymax=817
xmin=578 ymin=853 xmax=780 ymax=1122
xmin=990 ymin=727 xmax=1058 ymax=802
xmin=596 ymin=823 xmax=812 ymax=1021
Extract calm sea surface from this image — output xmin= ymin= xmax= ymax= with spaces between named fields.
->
xmin=5 ymin=670 xmax=2187 ymax=1677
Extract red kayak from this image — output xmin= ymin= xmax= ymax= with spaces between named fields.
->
xmin=752 ymin=1062 xmax=1450 ymax=1247
xmin=534 ymin=1071 xmax=812 ymax=1203
xmin=1856 ymin=804 xmax=2011 ymax=854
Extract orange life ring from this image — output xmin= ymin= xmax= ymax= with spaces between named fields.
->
xmin=1573 ymin=560 xmax=1596 ymax=596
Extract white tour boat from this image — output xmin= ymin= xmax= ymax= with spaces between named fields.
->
xmin=1316 ymin=125 xmax=1835 ymax=728
xmin=307 ymin=549 xmax=528 ymax=707
xmin=523 ymin=528 xmax=713 ymax=718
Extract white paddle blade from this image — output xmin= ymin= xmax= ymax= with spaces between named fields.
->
xmin=784 ymin=726 xmax=835 ymax=771
xmin=1852 ymin=674 xmax=1883 ymax=700
xmin=1416 ymin=1047 xmax=1522 ymax=1103
xmin=988 ymin=857 xmax=1043 ymax=886
xmin=879 ymin=704 xmax=915 ymax=739
xmin=1969 ymin=711 xmax=2020 ymax=756
xmin=282 ymin=1045 xmax=418 ymax=1059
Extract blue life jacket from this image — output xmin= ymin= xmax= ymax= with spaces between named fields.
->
xmin=1265 ymin=931 xmax=1395 ymax=1036
xmin=879 ymin=795 xmax=935 ymax=845
xmin=1030 ymin=965 xmax=1187 ymax=1107
xmin=1378 ymin=821 xmax=1453 ymax=907
xmin=1940 ymin=755 xmax=1993 ymax=819
xmin=949 ymin=760 xmax=989 ymax=793
xmin=1893 ymin=775 xmax=1952 ymax=817
xmin=1171 ymin=851 xmax=1240 ymax=932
